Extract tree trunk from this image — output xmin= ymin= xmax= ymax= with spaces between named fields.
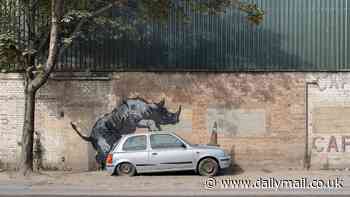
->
xmin=16 ymin=0 xmax=116 ymax=175
xmin=17 ymin=0 xmax=65 ymax=176
xmin=19 ymin=83 xmax=36 ymax=176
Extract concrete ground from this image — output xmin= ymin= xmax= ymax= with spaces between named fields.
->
xmin=0 ymin=169 xmax=350 ymax=196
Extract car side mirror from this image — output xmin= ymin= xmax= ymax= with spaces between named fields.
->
xmin=181 ymin=143 xmax=187 ymax=149
xmin=176 ymin=139 xmax=187 ymax=149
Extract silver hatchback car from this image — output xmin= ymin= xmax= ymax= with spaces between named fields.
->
xmin=106 ymin=132 xmax=231 ymax=176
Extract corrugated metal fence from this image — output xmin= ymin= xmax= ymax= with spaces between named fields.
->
xmin=1 ymin=0 xmax=350 ymax=72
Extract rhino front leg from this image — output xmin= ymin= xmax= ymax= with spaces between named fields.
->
xmin=137 ymin=120 xmax=161 ymax=131
xmin=155 ymin=123 xmax=162 ymax=131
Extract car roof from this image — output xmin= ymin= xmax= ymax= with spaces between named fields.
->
xmin=121 ymin=131 xmax=176 ymax=138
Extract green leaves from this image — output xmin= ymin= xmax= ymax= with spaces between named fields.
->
xmin=22 ymin=49 xmax=37 ymax=57
xmin=0 ymin=32 xmax=20 ymax=65
xmin=63 ymin=10 xmax=92 ymax=23
xmin=239 ymin=3 xmax=265 ymax=25
xmin=62 ymin=37 xmax=73 ymax=48
xmin=137 ymin=0 xmax=264 ymax=25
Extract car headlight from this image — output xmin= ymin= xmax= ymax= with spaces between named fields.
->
xmin=224 ymin=150 xmax=231 ymax=157
xmin=216 ymin=150 xmax=226 ymax=157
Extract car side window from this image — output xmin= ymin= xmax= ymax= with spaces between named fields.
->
xmin=123 ymin=135 xmax=147 ymax=151
xmin=150 ymin=134 xmax=185 ymax=149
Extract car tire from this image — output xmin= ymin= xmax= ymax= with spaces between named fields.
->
xmin=198 ymin=158 xmax=219 ymax=177
xmin=116 ymin=162 xmax=136 ymax=176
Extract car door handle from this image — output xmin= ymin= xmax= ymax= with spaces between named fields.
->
xmin=152 ymin=152 xmax=158 ymax=155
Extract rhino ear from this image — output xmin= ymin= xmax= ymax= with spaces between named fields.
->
xmin=158 ymin=98 xmax=165 ymax=107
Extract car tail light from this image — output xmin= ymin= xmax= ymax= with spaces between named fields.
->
xmin=106 ymin=154 xmax=113 ymax=165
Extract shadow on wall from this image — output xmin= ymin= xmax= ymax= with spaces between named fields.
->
xmin=71 ymin=9 xmax=312 ymax=71
xmin=145 ymin=10 xmax=313 ymax=70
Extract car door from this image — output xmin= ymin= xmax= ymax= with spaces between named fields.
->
xmin=120 ymin=135 xmax=151 ymax=172
xmin=149 ymin=134 xmax=194 ymax=171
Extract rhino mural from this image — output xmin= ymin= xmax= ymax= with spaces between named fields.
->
xmin=70 ymin=97 xmax=181 ymax=168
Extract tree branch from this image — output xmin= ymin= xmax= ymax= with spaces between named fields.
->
xmin=31 ymin=0 xmax=123 ymax=90
xmin=31 ymin=0 xmax=39 ymax=10
xmin=23 ymin=0 xmax=36 ymax=49
xmin=25 ymin=66 xmax=35 ymax=80
xmin=36 ymin=31 xmax=50 ymax=55
xmin=58 ymin=0 xmax=125 ymax=60
xmin=31 ymin=0 xmax=64 ymax=90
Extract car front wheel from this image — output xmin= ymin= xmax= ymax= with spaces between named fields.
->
xmin=116 ymin=162 xmax=136 ymax=176
xmin=198 ymin=158 xmax=219 ymax=177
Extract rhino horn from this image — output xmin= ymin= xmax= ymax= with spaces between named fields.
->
xmin=176 ymin=105 xmax=182 ymax=121
xmin=158 ymin=98 xmax=165 ymax=106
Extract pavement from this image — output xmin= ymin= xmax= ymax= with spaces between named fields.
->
xmin=0 ymin=169 xmax=350 ymax=196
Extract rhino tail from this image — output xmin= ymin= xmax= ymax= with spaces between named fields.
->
xmin=70 ymin=122 xmax=92 ymax=142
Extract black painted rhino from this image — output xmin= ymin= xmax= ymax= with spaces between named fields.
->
xmin=70 ymin=98 xmax=181 ymax=168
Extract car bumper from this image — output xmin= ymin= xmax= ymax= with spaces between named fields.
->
xmin=219 ymin=156 xmax=231 ymax=169
xmin=106 ymin=165 xmax=115 ymax=175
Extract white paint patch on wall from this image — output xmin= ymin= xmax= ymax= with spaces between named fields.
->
xmin=207 ymin=106 xmax=266 ymax=137
xmin=307 ymin=73 xmax=350 ymax=169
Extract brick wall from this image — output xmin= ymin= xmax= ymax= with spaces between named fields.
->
xmin=0 ymin=72 xmax=311 ymax=171
xmin=0 ymin=74 xmax=24 ymax=169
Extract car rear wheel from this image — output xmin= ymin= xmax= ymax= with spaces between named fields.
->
xmin=116 ymin=162 xmax=136 ymax=176
xmin=198 ymin=158 xmax=219 ymax=177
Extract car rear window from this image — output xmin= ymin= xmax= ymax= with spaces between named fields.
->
xmin=111 ymin=138 xmax=121 ymax=151
xmin=122 ymin=135 xmax=147 ymax=151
